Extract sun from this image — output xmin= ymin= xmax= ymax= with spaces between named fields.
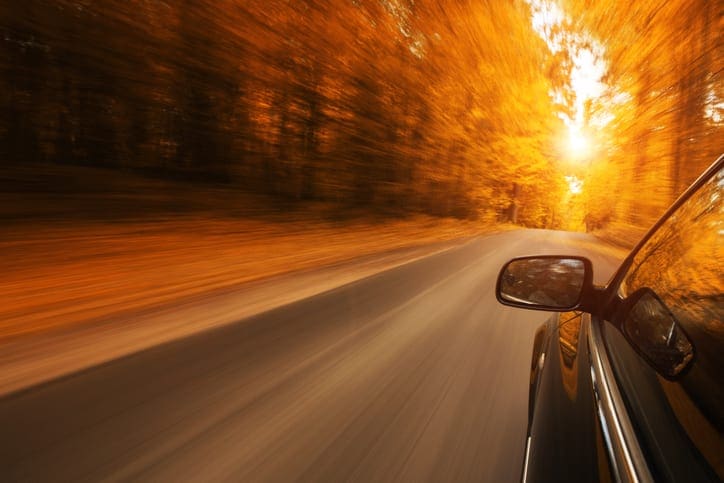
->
xmin=567 ymin=127 xmax=590 ymax=159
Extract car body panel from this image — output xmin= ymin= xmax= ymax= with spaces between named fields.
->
xmin=518 ymin=155 xmax=724 ymax=482
xmin=523 ymin=312 xmax=613 ymax=482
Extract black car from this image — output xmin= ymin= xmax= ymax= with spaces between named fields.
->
xmin=496 ymin=155 xmax=723 ymax=483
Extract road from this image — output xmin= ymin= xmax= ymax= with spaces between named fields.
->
xmin=0 ymin=230 xmax=623 ymax=482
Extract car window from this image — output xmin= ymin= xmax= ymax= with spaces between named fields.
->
xmin=608 ymin=165 xmax=723 ymax=481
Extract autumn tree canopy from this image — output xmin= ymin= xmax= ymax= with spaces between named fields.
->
xmin=0 ymin=0 xmax=720 ymax=228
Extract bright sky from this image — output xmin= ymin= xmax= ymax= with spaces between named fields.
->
xmin=570 ymin=47 xmax=606 ymax=126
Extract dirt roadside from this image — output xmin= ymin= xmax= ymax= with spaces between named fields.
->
xmin=1 ymin=216 xmax=508 ymax=395
xmin=1 ymin=216 xmax=505 ymax=341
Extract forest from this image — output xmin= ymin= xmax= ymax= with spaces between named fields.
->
xmin=1 ymin=0 xmax=721 ymax=231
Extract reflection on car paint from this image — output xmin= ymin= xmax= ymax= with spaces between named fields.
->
xmin=613 ymin=165 xmax=723 ymax=480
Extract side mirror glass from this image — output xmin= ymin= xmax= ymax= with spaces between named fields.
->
xmin=621 ymin=289 xmax=694 ymax=379
xmin=496 ymin=256 xmax=592 ymax=311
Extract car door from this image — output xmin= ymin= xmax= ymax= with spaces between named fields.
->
xmin=523 ymin=310 xmax=614 ymax=483
xmin=598 ymin=162 xmax=723 ymax=482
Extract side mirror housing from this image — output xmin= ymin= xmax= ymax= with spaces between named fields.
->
xmin=496 ymin=255 xmax=595 ymax=312
xmin=619 ymin=288 xmax=694 ymax=379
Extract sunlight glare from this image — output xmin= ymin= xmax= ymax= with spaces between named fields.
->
xmin=567 ymin=127 xmax=589 ymax=158
xmin=565 ymin=175 xmax=583 ymax=195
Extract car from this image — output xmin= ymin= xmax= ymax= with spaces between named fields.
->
xmin=495 ymin=155 xmax=723 ymax=483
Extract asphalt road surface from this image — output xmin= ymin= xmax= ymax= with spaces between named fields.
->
xmin=0 ymin=229 xmax=623 ymax=482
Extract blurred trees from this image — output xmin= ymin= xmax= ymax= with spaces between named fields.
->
xmin=567 ymin=0 xmax=722 ymax=232
xmin=0 ymin=0 xmax=564 ymax=223
xmin=2 ymin=0 xmax=717 ymax=227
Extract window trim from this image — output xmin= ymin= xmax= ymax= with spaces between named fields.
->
xmin=588 ymin=316 xmax=653 ymax=483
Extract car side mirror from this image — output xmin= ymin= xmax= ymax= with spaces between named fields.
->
xmin=496 ymin=256 xmax=594 ymax=311
xmin=619 ymin=288 xmax=694 ymax=379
